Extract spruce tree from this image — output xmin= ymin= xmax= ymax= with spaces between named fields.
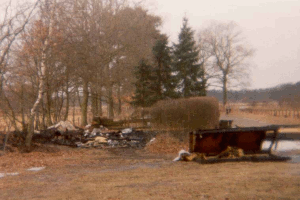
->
xmin=131 ymin=59 xmax=156 ymax=107
xmin=152 ymin=34 xmax=177 ymax=100
xmin=172 ymin=17 xmax=206 ymax=97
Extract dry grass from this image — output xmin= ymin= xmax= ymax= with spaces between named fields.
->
xmin=0 ymin=111 xmax=299 ymax=200
xmin=145 ymin=133 xmax=188 ymax=154
xmin=227 ymin=111 xmax=300 ymax=125
xmin=0 ymin=148 xmax=299 ymax=200
xmin=0 ymin=144 xmax=112 ymax=172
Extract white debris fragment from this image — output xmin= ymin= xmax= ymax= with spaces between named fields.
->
xmin=76 ymin=142 xmax=84 ymax=147
xmin=173 ymin=150 xmax=191 ymax=162
xmin=0 ymin=172 xmax=20 ymax=178
xmin=146 ymin=138 xmax=156 ymax=146
xmin=7 ymin=172 xmax=19 ymax=176
xmin=121 ymin=128 xmax=133 ymax=134
xmin=27 ymin=167 xmax=46 ymax=171
xmin=84 ymin=129 xmax=90 ymax=137
xmin=91 ymin=128 xmax=102 ymax=136
xmin=48 ymin=121 xmax=77 ymax=133
xmin=84 ymin=124 xmax=109 ymax=137
xmin=94 ymin=136 xmax=108 ymax=143
xmin=107 ymin=139 xmax=119 ymax=147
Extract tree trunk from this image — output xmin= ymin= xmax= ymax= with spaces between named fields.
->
xmin=54 ymin=90 xmax=59 ymax=122
xmin=41 ymin=96 xmax=46 ymax=129
xmin=25 ymin=65 xmax=46 ymax=149
xmin=80 ymin=79 xmax=89 ymax=126
xmin=108 ymin=84 xmax=114 ymax=119
xmin=72 ymin=98 xmax=76 ymax=125
xmin=25 ymin=1 xmax=55 ymax=149
xmin=117 ymin=83 xmax=122 ymax=115
xmin=91 ymin=85 xmax=98 ymax=117
xmin=63 ymin=79 xmax=70 ymax=121
xmin=35 ymin=110 xmax=40 ymax=130
xmin=98 ymin=83 xmax=102 ymax=116
xmin=55 ymin=89 xmax=64 ymax=122
xmin=45 ymin=82 xmax=52 ymax=126
xmin=21 ymin=85 xmax=26 ymax=131
xmin=222 ymin=75 xmax=228 ymax=107
xmin=98 ymin=92 xmax=102 ymax=116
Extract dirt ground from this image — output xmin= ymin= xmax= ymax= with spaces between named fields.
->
xmin=0 ymin=113 xmax=300 ymax=200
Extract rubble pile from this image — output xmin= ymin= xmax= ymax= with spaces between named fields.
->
xmin=30 ymin=120 xmax=156 ymax=149
xmin=32 ymin=121 xmax=84 ymax=146
xmin=78 ymin=126 xmax=155 ymax=149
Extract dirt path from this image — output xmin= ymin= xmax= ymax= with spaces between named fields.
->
xmin=1 ymin=115 xmax=300 ymax=200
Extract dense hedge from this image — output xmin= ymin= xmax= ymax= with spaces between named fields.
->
xmin=150 ymin=97 xmax=220 ymax=130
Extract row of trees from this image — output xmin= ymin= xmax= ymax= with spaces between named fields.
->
xmin=0 ymin=0 xmax=254 ymax=148
xmin=208 ymin=81 xmax=300 ymax=108
xmin=132 ymin=18 xmax=205 ymax=108
xmin=132 ymin=18 xmax=254 ymax=108
xmin=1 ymin=0 xmax=163 ymax=148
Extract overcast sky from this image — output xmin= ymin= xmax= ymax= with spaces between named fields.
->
xmin=1 ymin=0 xmax=299 ymax=90
xmin=145 ymin=0 xmax=300 ymax=90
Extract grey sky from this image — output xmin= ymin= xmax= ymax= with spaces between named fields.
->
xmin=1 ymin=0 xmax=299 ymax=90
xmin=145 ymin=0 xmax=300 ymax=89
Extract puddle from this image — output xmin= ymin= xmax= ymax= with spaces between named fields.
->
xmin=289 ymin=155 xmax=300 ymax=163
xmin=262 ymin=141 xmax=300 ymax=151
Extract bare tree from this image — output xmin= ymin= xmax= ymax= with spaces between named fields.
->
xmin=57 ymin=0 xmax=161 ymax=123
xmin=25 ymin=0 xmax=55 ymax=149
xmin=0 ymin=0 xmax=40 ymax=131
xmin=1 ymin=0 xmax=162 ymax=138
xmin=198 ymin=21 xmax=254 ymax=106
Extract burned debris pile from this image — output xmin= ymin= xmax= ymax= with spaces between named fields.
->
xmin=80 ymin=127 xmax=154 ymax=148
xmin=1 ymin=119 xmax=156 ymax=151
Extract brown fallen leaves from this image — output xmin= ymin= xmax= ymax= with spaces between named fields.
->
xmin=0 ymin=143 xmax=108 ymax=172
xmin=0 ymin=132 xmax=188 ymax=173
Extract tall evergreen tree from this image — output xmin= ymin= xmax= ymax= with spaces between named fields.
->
xmin=152 ymin=34 xmax=176 ymax=100
xmin=131 ymin=59 xmax=156 ymax=107
xmin=172 ymin=17 xmax=206 ymax=97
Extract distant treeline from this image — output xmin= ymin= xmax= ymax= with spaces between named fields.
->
xmin=208 ymin=81 xmax=300 ymax=108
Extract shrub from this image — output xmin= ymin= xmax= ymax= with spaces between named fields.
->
xmin=150 ymin=97 xmax=220 ymax=131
